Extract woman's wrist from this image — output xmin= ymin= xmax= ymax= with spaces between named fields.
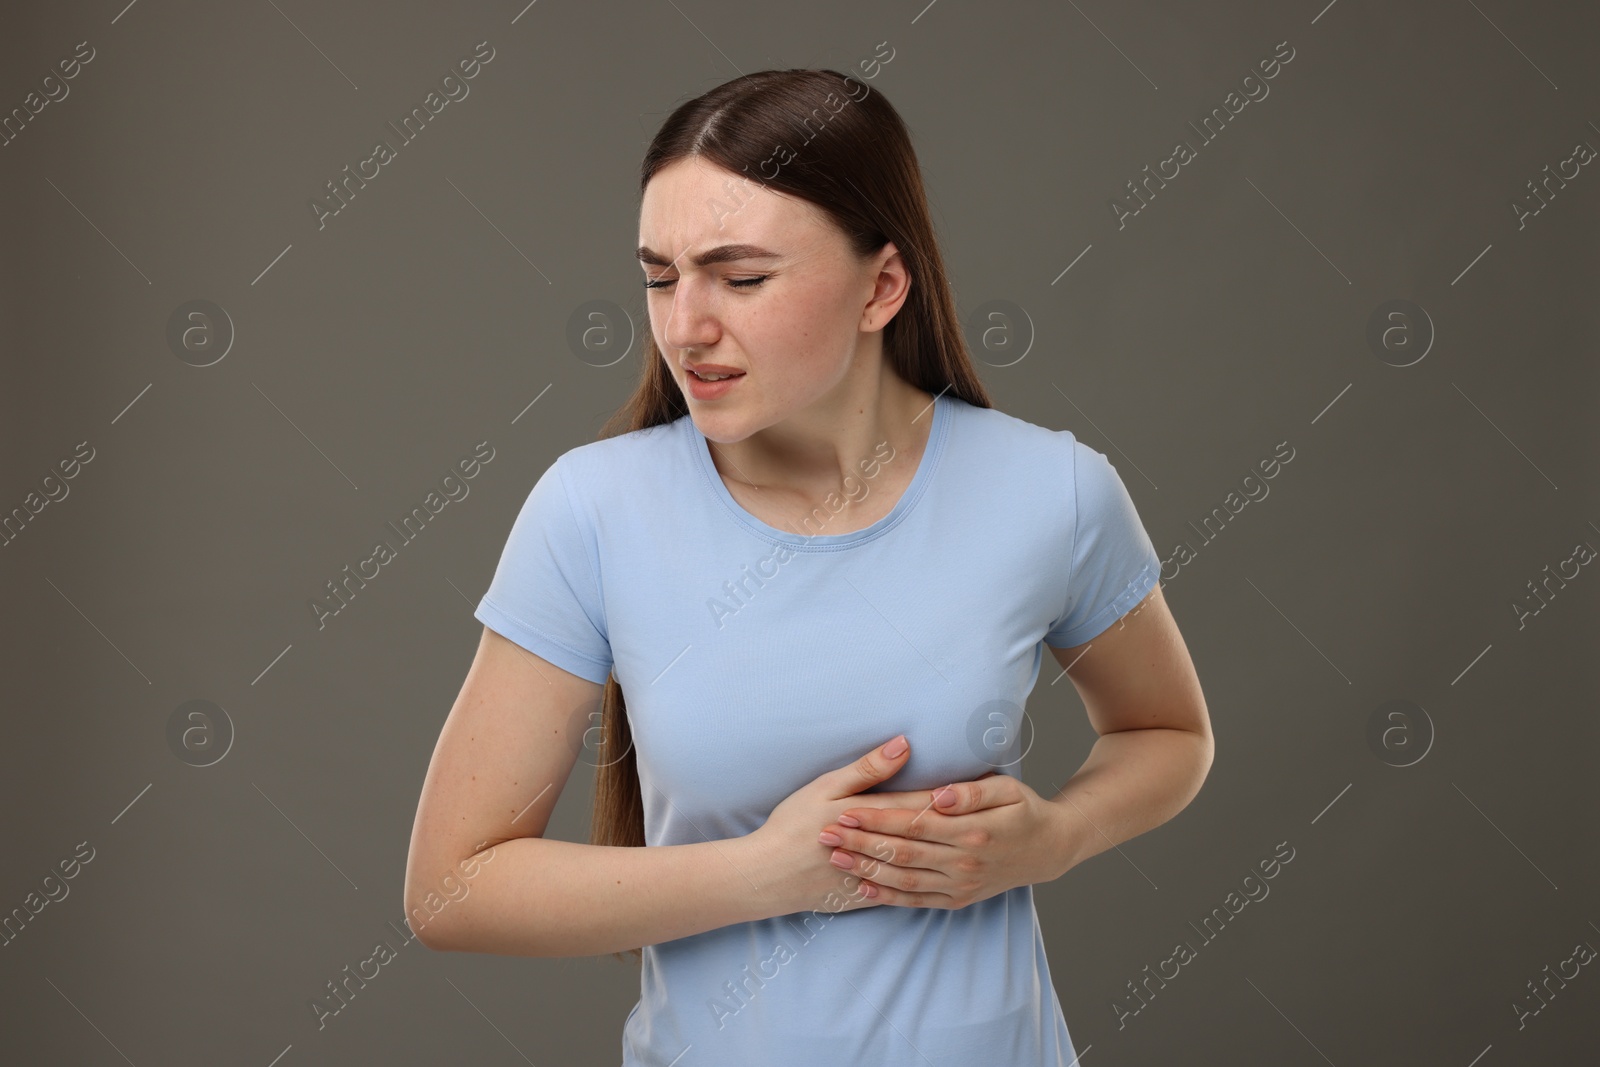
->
xmin=730 ymin=827 xmax=795 ymax=921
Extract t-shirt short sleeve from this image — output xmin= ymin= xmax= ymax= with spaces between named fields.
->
xmin=474 ymin=456 xmax=614 ymax=684
xmin=1044 ymin=437 xmax=1162 ymax=649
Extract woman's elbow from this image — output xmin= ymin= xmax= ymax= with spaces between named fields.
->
xmin=402 ymin=883 xmax=462 ymax=953
xmin=401 ymin=901 xmax=436 ymax=952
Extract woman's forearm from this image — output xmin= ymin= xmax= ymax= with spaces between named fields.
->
xmin=409 ymin=833 xmax=775 ymax=958
xmin=1046 ymin=726 xmax=1214 ymax=878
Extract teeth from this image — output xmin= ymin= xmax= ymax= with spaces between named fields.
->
xmin=694 ymin=370 xmax=734 ymax=381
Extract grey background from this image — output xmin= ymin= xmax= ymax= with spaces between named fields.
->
xmin=2 ymin=0 xmax=1597 ymax=1064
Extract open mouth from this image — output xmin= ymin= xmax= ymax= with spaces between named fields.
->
xmin=689 ymin=369 xmax=744 ymax=382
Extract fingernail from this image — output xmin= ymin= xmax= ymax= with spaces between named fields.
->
xmin=882 ymin=734 xmax=908 ymax=758
xmin=836 ymin=814 xmax=861 ymax=828
xmin=830 ymin=851 xmax=854 ymax=869
xmin=818 ymin=830 xmax=843 ymax=846
xmin=934 ymin=786 xmax=956 ymax=806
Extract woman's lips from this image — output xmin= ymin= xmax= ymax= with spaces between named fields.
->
xmin=685 ymin=368 xmax=743 ymax=400
xmin=685 ymin=363 xmax=744 ymax=377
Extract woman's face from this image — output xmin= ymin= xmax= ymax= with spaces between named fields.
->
xmin=637 ymin=157 xmax=904 ymax=443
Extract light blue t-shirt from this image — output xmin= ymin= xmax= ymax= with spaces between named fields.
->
xmin=474 ymin=391 xmax=1162 ymax=1066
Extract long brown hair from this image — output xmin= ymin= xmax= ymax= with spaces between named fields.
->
xmin=588 ymin=68 xmax=993 ymax=961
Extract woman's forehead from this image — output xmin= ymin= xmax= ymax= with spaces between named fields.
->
xmin=641 ymin=161 xmax=819 ymax=242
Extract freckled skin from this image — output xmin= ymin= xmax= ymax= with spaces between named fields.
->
xmin=638 ymin=156 xmax=925 ymax=499
xmin=641 ymin=157 xmax=876 ymax=438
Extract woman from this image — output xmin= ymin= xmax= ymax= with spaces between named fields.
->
xmin=404 ymin=68 xmax=1213 ymax=1065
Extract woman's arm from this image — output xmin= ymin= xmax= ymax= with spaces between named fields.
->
xmin=811 ymin=582 xmax=1213 ymax=906
xmin=410 ymin=832 xmax=775 ymax=958
xmin=1044 ymin=582 xmax=1214 ymax=875
xmin=404 ymin=627 xmax=777 ymax=958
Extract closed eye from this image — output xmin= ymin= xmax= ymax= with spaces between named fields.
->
xmin=644 ymin=275 xmax=768 ymax=290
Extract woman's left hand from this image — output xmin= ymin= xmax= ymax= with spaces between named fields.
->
xmin=816 ymin=772 xmax=1075 ymax=908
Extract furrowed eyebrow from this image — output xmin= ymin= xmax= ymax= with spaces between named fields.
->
xmin=636 ymin=243 xmax=783 ymax=268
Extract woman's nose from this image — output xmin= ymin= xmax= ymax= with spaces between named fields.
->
xmin=662 ymin=280 xmax=716 ymax=349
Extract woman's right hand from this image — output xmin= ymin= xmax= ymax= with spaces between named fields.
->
xmin=742 ymin=734 xmax=917 ymax=917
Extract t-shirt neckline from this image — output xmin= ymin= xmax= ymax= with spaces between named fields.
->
xmin=687 ymin=392 xmax=951 ymax=551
